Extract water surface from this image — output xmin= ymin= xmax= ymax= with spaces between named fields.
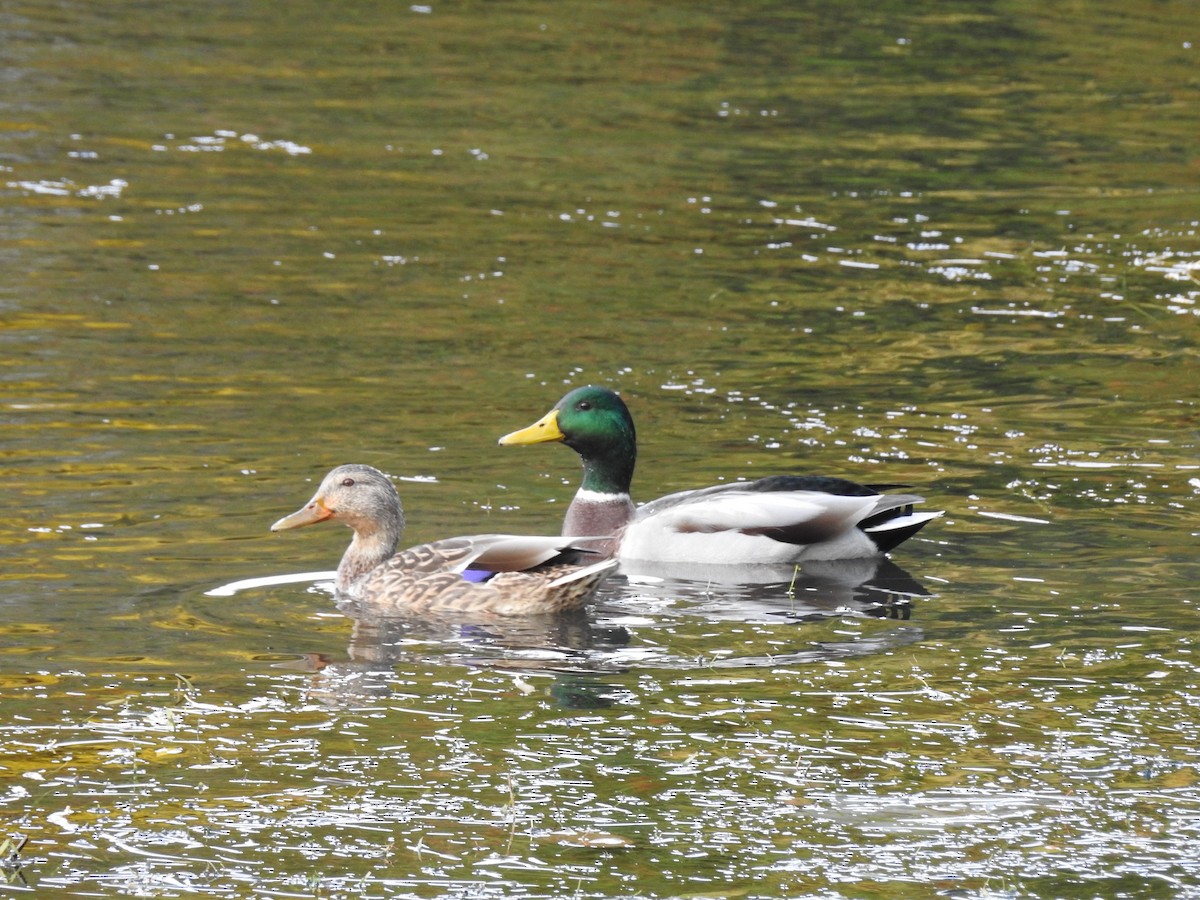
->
xmin=2 ymin=0 xmax=1199 ymax=896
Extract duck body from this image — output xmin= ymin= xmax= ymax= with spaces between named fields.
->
xmin=499 ymin=387 xmax=941 ymax=566
xmin=271 ymin=464 xmax=616 ymax=616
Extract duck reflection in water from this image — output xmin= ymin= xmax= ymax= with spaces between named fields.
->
xmin=334 ymin=596 xmax=633 ymax=671
xmin=287 ymin=602 xmax=633 ymax=710
xmin=274 ymin=554 xmax=929 ymax=708
xmin=618 ymin=555 xmax=930 ymax=625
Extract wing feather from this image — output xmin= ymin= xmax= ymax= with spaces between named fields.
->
xmin=649 ymin=490 xmax=879 ymax=545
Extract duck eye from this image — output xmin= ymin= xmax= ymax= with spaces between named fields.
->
xmin=576 ymin=401 xmax=592 ymax=411
xmin=341 ymin=478 xmax=356 ymax=487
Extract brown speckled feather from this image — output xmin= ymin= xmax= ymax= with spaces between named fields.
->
xmin=355 ymin=561 xmax=613 ymax=616
xmin=389 ymin=539 xmax=480 ymax=576
xmin=271 ymin=464 xmax=617 ymax=616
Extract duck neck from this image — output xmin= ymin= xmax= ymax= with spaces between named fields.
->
xmin=576 ymin=433 xmax=635 ymax=497
xmin=564 ymin=444 xmax=636 ymax=543
xmin=337 ymin=512 xmax=403 ymax=592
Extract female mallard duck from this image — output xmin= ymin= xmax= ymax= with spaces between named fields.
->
xmin=270 ymin=464 xmax=616 ymax=616
xmin=499 ymin=386 xmax=941 ymax=565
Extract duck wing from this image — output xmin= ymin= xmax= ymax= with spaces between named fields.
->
xmin=635 ymin=477 xmax=940 ymax=550
xmin=387 ymin=534 xmax=606 ymax=577
xmin=640 ymin=487 xmax=880 ymax=545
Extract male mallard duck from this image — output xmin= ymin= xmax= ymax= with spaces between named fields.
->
xmin=499 ymin=386 xmax=941 ymax=565
xmin=270 ymin=464 xmax=616 ymax=616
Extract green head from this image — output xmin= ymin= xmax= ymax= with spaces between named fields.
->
xmin=500 ymin=385 xmax=637 ymax=495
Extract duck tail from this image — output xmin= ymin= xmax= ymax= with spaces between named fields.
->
xmin=549 ymin=558 xmax=619 ymax=588
xmin=863 ymin=511 xmax=943 ymax=553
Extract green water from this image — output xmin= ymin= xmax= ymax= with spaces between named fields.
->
xmin=2 ymin=0 xmax=1199 ymax=896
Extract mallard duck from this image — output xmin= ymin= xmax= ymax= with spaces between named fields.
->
xmin=499 ymin=386 xmax=941 ymax=565
xmin=270 ymin=464 xmax=617 ymax=616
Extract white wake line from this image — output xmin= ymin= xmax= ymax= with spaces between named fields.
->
xmin=205 ymin=571 xmax=336 ymax=597
xmin=976 ymin=511 xmax=1051 ymax=525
